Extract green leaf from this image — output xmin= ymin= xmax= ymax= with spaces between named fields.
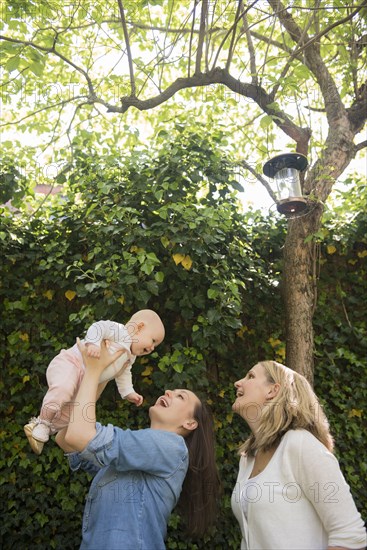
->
xmin=154 ymin=271 xmax=165 ymax=282
xmin=207 ymin=288 xmax=218 ymax=299
xmin=173 ymin=363 xmax=184 ymax=373
xmin=5 ymin=56 xmax=20 ymax=72
xmin=146 ymin=280 xmax=159 ymax=295
xmin=29 ymin=62 xmax=44 ymax=76
xmin=260 ymin=115 xmax=273 ymax=129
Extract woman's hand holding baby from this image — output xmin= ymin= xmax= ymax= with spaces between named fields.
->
xmin=77 ymin=338 xmax=123 ymax=373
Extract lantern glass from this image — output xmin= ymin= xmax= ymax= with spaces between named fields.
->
xmin=274 ymin=167 xmax=303 ymax=201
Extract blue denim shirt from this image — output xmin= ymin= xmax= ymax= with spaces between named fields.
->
xmin=68 ymin=423 xmax=189 ymax=550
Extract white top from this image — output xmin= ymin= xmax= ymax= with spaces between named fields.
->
xmin=73 ymin=320 xmax=136 ymax=398
xmin=231 ymin=429 xmax=367 ymax=550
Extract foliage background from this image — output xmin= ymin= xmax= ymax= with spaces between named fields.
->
xmin=1 ymin=133 xmax=366 ymax=549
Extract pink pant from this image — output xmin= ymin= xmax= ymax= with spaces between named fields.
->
xmin=39 ymin=346 xmax=85 ymax=433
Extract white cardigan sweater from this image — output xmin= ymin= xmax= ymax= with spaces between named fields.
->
xmin=231 ymin=429 xmax=366 ymax=550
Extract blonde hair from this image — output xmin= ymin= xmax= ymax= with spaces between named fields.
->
xmin=239 ymin=360 xmax=334 ymax=456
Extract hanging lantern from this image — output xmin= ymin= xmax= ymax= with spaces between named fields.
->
xmin=263 ymin=153 xmax=308 ymax=216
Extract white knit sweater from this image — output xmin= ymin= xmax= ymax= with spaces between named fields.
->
xmin=231 ymin=429 xmax=367 ymax=550
xmin=76 ymin=320 xmax=136 ymax=398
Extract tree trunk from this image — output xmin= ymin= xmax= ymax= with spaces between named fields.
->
xmin=283 ymin=204 xmax=324 ymax=384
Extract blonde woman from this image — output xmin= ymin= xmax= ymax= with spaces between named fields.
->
xmin=231 ymin=360 xmax=366 ymax=550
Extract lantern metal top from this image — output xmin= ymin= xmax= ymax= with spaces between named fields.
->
xmin=263 ymin=152 xmax=308 ymax=178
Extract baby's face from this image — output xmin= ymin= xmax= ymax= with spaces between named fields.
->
xmin=130 ymin=322 xmax=164 ymax=356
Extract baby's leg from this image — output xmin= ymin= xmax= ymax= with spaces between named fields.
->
xmin=39 ymin=348 xmax=83 ymax=430
xmin=25 ymin=348 xmax=83 ymax=453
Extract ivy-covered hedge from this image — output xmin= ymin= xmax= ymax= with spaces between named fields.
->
xmin=1 ymin=137 xmax=366 ymax=549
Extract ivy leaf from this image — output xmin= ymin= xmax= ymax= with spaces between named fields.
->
xmin=181 ymin=255 xmax=192 ymax=270
xmin=65 ymin=290 xmax=77 ymax=301
xmin=141 ymin=366 xmax=153 ymax=376
xmin=155 ymin=271 xmax=165 ymax=282
xmin=172 ymin=253 xmax=185 ymax=265
xmin=161 ymin=236 xmax=170 ymax=248
xmin=327 ymin=245 xmax=337 ymax=254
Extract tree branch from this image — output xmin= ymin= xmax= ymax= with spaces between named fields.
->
xmin=195 ymin=0 xmax=208 ymax=74
xmin=293 ymin=2 xmax=367 ymax=57
xmin=114 ymin=67 xmax=310 ymax=149
xmin=0 ymin=34 xmax=97 ymax=100
xmin=355 ymin=140 xmax=367 ymax=152
xmin=0 ymin=96 xmax=87 ymax=128
xmin=270 ymin=3 xmax=318 ymax=100
xmin=267 ymin=0 xmax=366 ymax=128
xmin=347 ymin=81 xmax=367 ymax=134
xmin=117 ymin=0 xmax=136 ymax=96
xmin=225 ymin=1 xmax=242 ymax=72
xmin=239 ymin=159 xmax=278 ymax=202
xmin=240 ymin=2 xmax=257 ymax=85
xmin=43 ymin=102 xmax=67 ymax=152
xmin=250 ymin=30 xmax=293 ymax=55
xmin=212 ymin=0 xmax=258 ymax=70
xmin=188 ymin=1 xmax=198 ymax=78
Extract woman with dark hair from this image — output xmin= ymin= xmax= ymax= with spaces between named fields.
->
xmin=56 ymin=339 xmax=220 ymax=549
xmin=231 ymin=360 xmax=366 ymax=550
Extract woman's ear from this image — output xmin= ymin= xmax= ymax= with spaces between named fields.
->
xmin=182 ymin=419 xmax=198 ymax=432
xmin=267 ymin=383 xmax=281 ymax=400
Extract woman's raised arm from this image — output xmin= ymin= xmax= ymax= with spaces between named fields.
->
xmin=64 ymin=339 xmax=123 ymax=451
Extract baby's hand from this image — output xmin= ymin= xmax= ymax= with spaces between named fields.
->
xmin=85 ymin=343 xmax=101 ymax=358
xmin=126 ymin=392 xmax=144 ymax=407
xmin=77 ymin=338 xmax=124 ymax=372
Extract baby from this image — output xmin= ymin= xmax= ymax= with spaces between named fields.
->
xmin=24 ymin=309 xmax=165 ymax=454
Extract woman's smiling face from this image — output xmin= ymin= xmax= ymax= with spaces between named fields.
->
xmin=149 ymin=389 xmax=200 ymax=435
xmin=232 ymin=363 xmax=277 ymax=425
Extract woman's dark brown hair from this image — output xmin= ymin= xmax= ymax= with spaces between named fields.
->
xmin=177 ymin=400 xmax=221 ymax=537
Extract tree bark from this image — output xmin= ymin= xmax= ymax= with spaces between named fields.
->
xmin=283 ymin=205 xmax=323 ymax=383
